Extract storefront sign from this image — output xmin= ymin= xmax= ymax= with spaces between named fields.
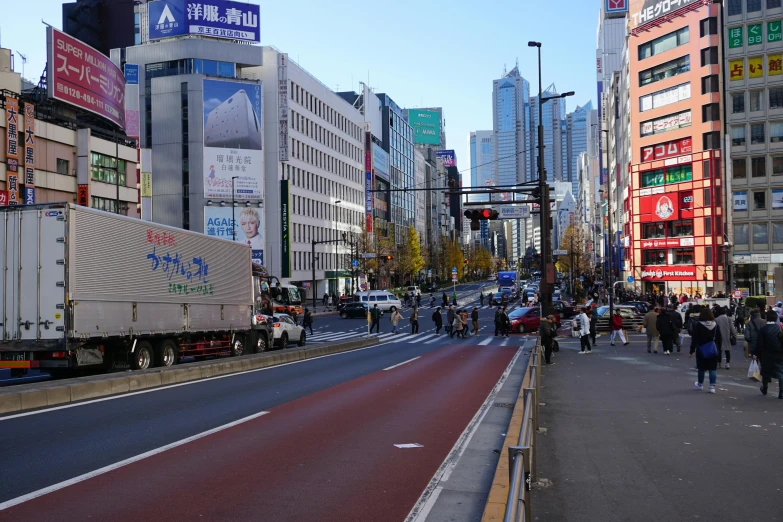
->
xmin=280 ymin=179 xmax=290 ymax=278
xmin=365 ymin=131 xmax=373 ymax=233
xmin=641 ymin=137 xmax=692 ymax=162
xmin=769 ymin=20 xmax=782 ymax=42
xmin=728 ymin=26 xmax=743 ymax=48
xmin=5 ymin=95 xmax=19 ymax=205
xmin=77 ymin=184 xmax=89 ymax=206
xmin=679 ymin=237 xmax=694 ymax=247
xmin=640 ymin=110 xmax=691 ymax=137
xmin=641 ymin=238 xmax=680 ymax=248
xmin=148 ymin=0 xmax=260 ymax=42
xmin=748 ymin=24 xmax=762 ymax=46
xmin=639 ymin=193 xmax=679 ymax=222
xmin=141 ymin=171 xmax=153 ymax=197
xmin=749 ymin=56 xmax=764 ymax=78
xmin=23 ymin=102 xmax=35 ymax=204
xmin=631 ymin=0 xmax=698 ymax=28
xmin=436 ymin=149 xmax=456 ymax=167
xmin=769 ymin=54 xmax=783 ymax=76
xmin=752 ymin=254 xmax=771 ymax=264
xmin=278 ymin=53 xmax=289 ymax=162
xmin=733 ymin=191 xmax=748 ymax=211
xmin=729 ymin=59 xmax=744 ymax=81
xmin=0 ymin=191 xmax=7 ymax=206
xmin=640 ymin=266 xmax=697 ymax=281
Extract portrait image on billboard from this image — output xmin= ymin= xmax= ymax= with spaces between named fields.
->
xmin=408 ymin=110 xmax=441 ymax=145
xmin=204 ymin=206 xmax=264 ymax=265
xmin=202 ymin=79 xmax=263 ymax=200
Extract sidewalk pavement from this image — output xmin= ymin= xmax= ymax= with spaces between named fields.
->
xmin=532 ymin=332 xmax=782 ymax=522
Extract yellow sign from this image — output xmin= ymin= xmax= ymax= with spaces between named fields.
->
xmin=55 ymin=313 xmax=61 ymax=320
xmin=769 ymin=54 xmax=783 ymax=76
xmin=749 ymin=56 xmax=764 ymax=78
xmin=141 ymin=172 xmax=152 ymax=197
xmin=729 ymin=59 xmax=744 ymax=80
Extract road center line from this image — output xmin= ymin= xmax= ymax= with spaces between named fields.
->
xmin=0 ymin=411 xmax=270 ymax=511
xmin=383 ymin=356 xmax=421 ymax=371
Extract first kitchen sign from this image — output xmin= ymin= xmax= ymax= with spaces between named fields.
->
xmin=641 ymin=266 xmax=697 ymax=281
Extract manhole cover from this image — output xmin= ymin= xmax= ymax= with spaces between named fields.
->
xmin=493 ymin=402 xmax=515 ymax=409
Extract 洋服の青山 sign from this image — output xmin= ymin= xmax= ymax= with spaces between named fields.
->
xmin=639 ymin=193 xmax=679 ymax=222
xmin=641 ymin=266 xmax=697 ymax=281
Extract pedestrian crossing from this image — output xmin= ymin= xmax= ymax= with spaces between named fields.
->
xmin=306 ymin=328 xmax=523 ymax=347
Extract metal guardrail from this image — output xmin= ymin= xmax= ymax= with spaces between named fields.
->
xmin=503 ymin=340 xmax=542 ymax=522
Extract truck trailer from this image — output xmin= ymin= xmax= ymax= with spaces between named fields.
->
xmin=0 ymin=204 xmax=271 ymax=374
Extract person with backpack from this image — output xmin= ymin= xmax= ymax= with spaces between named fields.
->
xmin=735 ymin=301 xmax=747 ymax=332
xmin=390 ymin=306 xmax=403 ymax=334
xmin=689 ymin=308 xmax=722 ymax=394
xmin=471 ymin=307 xmax=480 ymax=335
xmin=715 ymin=306 xmax=737 ymax=369
xmin=744 ymin=308 xmax=765 ymax=359
xmin=447 ymin=305 xmax=456 ymax=338
xmin=410 ymin=306 xmax=419 ymax=334
xmin=494 ymin=307 xmax=503 ymax=336
xmin=302 ymin=308 xmax=314 ymax=335
xmin=432 ymin=307 xmax=443 ymax=335
xmin=753 ymin=309 xmax=783 ymax=399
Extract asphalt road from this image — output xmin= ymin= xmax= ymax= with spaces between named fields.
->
xmin=533 ymin=332 xmax=783 ymax=521
xmin=0 ymin=284 xmax=527 ymax=521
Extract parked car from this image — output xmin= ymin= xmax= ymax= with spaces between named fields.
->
xmin=268 ymin=314 xmax=306 ymax=349
xmin=406 ymin=285 xmax=421 ymax=297
xmin=353 ymin=290 xmax=402 ymax=312
xmin=622 ymin=301 xmax=650 ymax=314
xmin=508 ymin=307 xmax=561 ymax=334
xmin=340 ymin=302 xmax=370 ymax=319
xmin=594 ymin=305 xmax=643 ymax=332
xmin=552 ymin=300 xmax=578 ymax=318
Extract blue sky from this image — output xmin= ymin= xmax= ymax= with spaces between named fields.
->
xmin=2 ymin=0 xmax=601 ymax=185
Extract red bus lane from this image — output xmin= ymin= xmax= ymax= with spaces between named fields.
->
xmin=1 ymin=343 xmax=518 ymax=522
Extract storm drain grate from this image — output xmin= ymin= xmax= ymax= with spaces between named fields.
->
xmin=493 ymin=402 xmax=516 ymax=409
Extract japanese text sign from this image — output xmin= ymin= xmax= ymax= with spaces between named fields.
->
xmin=148 ymin=0 xmax=260 ymax=43
xmin=769 ymin=20 xmax=782 ymax=43
xmin=5 ymin=96 xmax=19 ymax=205
xmin=749 ymin=56 xmax=764 ymax=78
xmin=748 ymin=24 xmax=762 ymax=46
xmin=631 ymin=0 xmax=698 ymax=28
xmin=436 ymin=149 xmax=456 ymax=167
xmin=47 ymin=27 xmax=126 ymax=129
xmin=769 ymin=55 xmax=782 ymax=76
xmin=729 ymin=59 xmax=744 ymax=81
xmin=641 ymin=137 xmax=692 ymax=162
xmin=0 ymin=191 xmax=7 ymax=206
xmin=23 ymin=103 xmax=35 ymax=192
xmin=728 ymin=26 xmax=742 ymax=49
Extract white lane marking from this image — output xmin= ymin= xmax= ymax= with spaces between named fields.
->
xmin=478 ymin=337 xmax=492 ymax=346
xmin=501 ymin=338 xmax=510 ymax=346
xmin=383 ymin=356 xmax=421 ymax=371
xmin=0 ymin=411 xmax=270 ymax=510
xmin=405 ymin=341 xmax=528 ymax=522
xmin=0 ymin=337 xmax=402 ymax=422
xmin=425 ymin=335 xmax=446 ymax=344
xmin=409 ymin=334 xmax=436 ymax=343
xmin=394 ymin=443 xmax=424 ymax=448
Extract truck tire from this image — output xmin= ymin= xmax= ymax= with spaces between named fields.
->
xmin=132 ymin=341 xmax=154 ymax=370
xmin=248 ymin=330 xmax=268 ymax=354
xmin=156 ymin=339 xmax=179 ymax=367
xmin=231 ymin=336 xmax=245 ymax=357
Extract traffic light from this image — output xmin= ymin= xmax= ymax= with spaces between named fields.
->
xmin=382 ymin=255 xmax=393 ymax=262
xmin=463 ymin=209 xmax=499 ymax=221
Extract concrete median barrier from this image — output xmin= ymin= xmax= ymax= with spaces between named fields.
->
xmin=0 ymin=337 xmax=379 ymax=416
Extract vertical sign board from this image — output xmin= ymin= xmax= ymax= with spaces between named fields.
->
xmin=5 ymin=96 xmax=19 ymax=205
xmin=364 ymin=131 xmax=373 ymax=233
xmin=77 ymin=184 xmax=90 ymax=206
xmin=23 ymin=103 xmax=35 ymax=204
xmin=202 ymin=79 xmax=263 ymax=200
xmin=278 ymin=53 xmax=289 ymax=162
xmin=280 ymin=179 xmax=291 ymax=277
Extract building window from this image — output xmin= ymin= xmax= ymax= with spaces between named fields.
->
xmin=56 ymin=158 xmax=70 ymax=175
xmin=700 ymin=46 xmax=719 ymax=66
xmin=732 ymin=92 xmax=745 ymax=114
xmin=641 ymin=168 xmax=664 ymax=188
xmin=702 ymin=103 xmax=720 ymax=122
xmin=754 ymin=190 xmax=767 ymax=209
xmin=700 ymin=17 xmax=718 ymax=36
xmin=91 ymin=196 xmax=118 ymax=213
xmin=732 ymin=125 xmax=746 ymax=146
xmin=666 ymin=164 xmax=693 ymax=184
xmin=773 ymin=222 xmax=783 ymax=242
xmin=643 ymin=249 xmax=667 ymax=265
xmin=705 ymin=246 xmax=713 ymax=264
xmin=639 ymin=55 xmax=690 ymax=87
xmin=638 ymin=27 xmax=690 ymax=60
xmin=704 ymin=188 xmax=712 ymax=206
xmin=673 ymin=249 xmax=695 ymax=265
xmin=735 ymin=223 xmax=749 ymax=244
xmin=90 ymin=152 xmax=126 ymax=186
xmin=752 ymin=156 xmax=767 ymax=177
xmin=770 ymin=0 xmax=783 ymax=8
xmin=751 ymin=123 xmax=766 ymax=144
xmin=771 ymin=87 xmax=783 ymax=109
xmin=728 ymin=0 xmax=743 ymax=15
xmin=747 ymin=0 xmax=762 ymax=11
xmin=705 ymin=217 xmax=713 ymax=235
xmin=773 ymin=155 xmax=783 ymax=175
xmin=750 ymin=90 xmax=764 ymax=112
xmin=754 ymin=223 xmax=768 ymax=244
xmin=643 ymin=223 xmax=667 ymax=238
xmin=772 ymin=122 xmax=783 ymax=142
xmin=669 ymin=220 xmax=694 ymax=237
xmin=701 ymin=75 xmax=719 ymax=94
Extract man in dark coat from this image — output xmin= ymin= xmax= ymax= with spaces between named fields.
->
xmin=432 ymin=307 xmax=443 ymax=335
xmin=657 ymin=305 xmax=676 ymax=355
xmin=494 ymin=308 xmax=503 ymax=336
xmin=370 ymin=304 xmax=381 ymax=334
xmin=447 ymin=305 xmax=456 ymax=338
xmin=689 ymin=308 xmax=722 ymax=393
xmin=753 ymin=310 xmax=783 ymax=399
xmin=539 ymin=315 xmax=556 ymax=364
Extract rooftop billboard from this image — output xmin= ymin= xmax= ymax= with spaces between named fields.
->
xmin=408 ymin=109 xmax=441 ymax=145
xmin=148 ymin=0 xmax=260 ymax=42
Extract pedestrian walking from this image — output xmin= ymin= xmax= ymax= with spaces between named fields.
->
xmin=669 ymin=305 xmax=684 ymax=352
xmin=390 ymin=306 xmax=403 ymax=334
xmin=643 ymin=307 xmax=660 ymax=354
xmin=302 ymin=308 xmax=314 ymax=335
xmin=494 ymin=307 xmax=503 ymax=336
xmin=744 ymin=308 xmax=765 ymax=358
xmin=442 ymin=292 xmax=448 ymax=307
xmin=657 ymin=305 xmax=676 ymax=355
xmin=461 ymin=310 xmax=470 ymax=338
xmin=452 ymin=290 xmax=458 ymax=306
xmin=322 ymin=293 xmax=329 ymax=306
xmin=430 ymin=294 xmax=436 ymax=308
xmin=370 ymin=304 xmax=381 ymax=334
xmin=327 ymin=294 xmax=333 ymax=309
xmin=447 ymin=305 xmax=456 ymax=338
xmin=715 ymin=306 xmax=737 ymax=369
xmin=416 ymin=294 xmax=422 ymax=308
xmin=753 ymin=310 xmax=783 ymax=399
xmin=589 ymin=309 xmax=598 ymax=348
xmin=735 ymin=301 xmax=748 ymax=332
xmin=471 ymin=307 xmax=480 ymax=335
xmin=575 ymin=307 xmax=591 ymax=354
xmin=689 ymin=308 xmax=722 ymax=394
xmin=480 ymin=292 xmax=485 ymax=307
xmin=432 ymin=307 xmax=443 ymax=335
xmin=610 ymin=309 xmax=629 ymax=346
xmin=502 ymin=307 xmax=511 ymax=337
xmin=488 ymin=292 xmax=494 ymax=308
xmin=454 ymin=310 xmax=464 ymax=338
xmin=410 ymin=306 xmax=419 ymax=334
xmin=540 ymin=314 xmax=557 ymax=364
xmin=290 ymin=308 xmax=299 ymax=326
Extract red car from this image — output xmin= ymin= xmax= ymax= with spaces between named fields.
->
xmin=508 ymin=307 xmax=561 ymax=334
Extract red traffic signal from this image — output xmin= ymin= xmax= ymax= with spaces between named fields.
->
xmin=464 ymin=209 xmax=499 ymax=221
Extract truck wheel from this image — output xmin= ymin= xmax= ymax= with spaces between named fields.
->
xmin=231 ymin=336 xmax=245 ymax=357
xmin=280 ymin=333 xmax=288 ymax=350
xmin=132 ymin=341 xmax=154 ymax=370
xmin=298 ymin=332 xmax=306 ymax=347
xmin=156 ymin=339 xmax=179 ymax=367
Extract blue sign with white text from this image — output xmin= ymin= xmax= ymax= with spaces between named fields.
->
xmin=148 ymin=0 xmax=260 ymax=42
xmin=124 ymin=64 xmax=139 ymax=85
xmin=24 ymin=187 xmax=35 ymax=205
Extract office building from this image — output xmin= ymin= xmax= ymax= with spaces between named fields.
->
xmin=530 ymin=84 xmax=568 ymax=185
xmin=724 ymin=0 xmax=783 ymax=296
xmin=469 ymin=130 xmax=495 ymax=202
xmin=62 ymin=0 xmax=141 ymax=57
xmin=627 ymin=0 xmax=724 ymax=296
xmin=566 ymin=102 xmax=597 ymax=198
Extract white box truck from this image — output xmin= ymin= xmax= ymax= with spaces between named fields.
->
xmin=0 ymin=204 xmax=272 ymax=374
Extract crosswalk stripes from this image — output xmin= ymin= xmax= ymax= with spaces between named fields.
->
xmin=478 ymin=337 xmax=492 ymax=346
xmin=408 ymin=333 xmax=437 ymax=343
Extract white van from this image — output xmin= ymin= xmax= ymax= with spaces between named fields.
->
xmin=353 ymin=291 xmax=403 ymax=312
xmin=406 ymin=286 xmax=421 ymax=296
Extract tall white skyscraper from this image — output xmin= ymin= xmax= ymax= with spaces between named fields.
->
xmin=469 ymin=130 xmax=495 ymax=202
xmin=530 ymin=84 xmax=567 ymax=185
xmin=566 ymin=101 xmax=597 ymax=198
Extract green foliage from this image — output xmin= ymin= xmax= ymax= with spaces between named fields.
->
xmin=744 ymin=296 xmax=769 ymax=309
xmin=397 ymin=226 xmax=425 ymax=283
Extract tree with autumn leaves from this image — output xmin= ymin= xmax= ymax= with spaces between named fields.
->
xmin=555 ymin=224 xmax=593 ymax=293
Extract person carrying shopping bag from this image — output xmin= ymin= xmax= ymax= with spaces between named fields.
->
xmin=715 ymin=306 xmax=737 ymax=370
xmin=752 ymin=309 xmax=783 ymax=399
xmin=610 ymin=309 xmax=629 ymax=346
xmin=390 ymin=306 xmax=403 ymax=334
xmin=689 ymin=308 xmax=723 ymax=394
xmin=453 ymin=311 xmax=464 ymax=338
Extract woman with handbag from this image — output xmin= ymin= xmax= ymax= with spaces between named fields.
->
xmin=689 ymin=308 xmax=723 ymax=394
xmin=715 ymin=306 xmax=737 ymax=370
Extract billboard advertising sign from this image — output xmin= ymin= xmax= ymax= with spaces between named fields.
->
xmin=372 ymin=143 xmax=389 ymax=180
xmin=437 ymin=149 xmax=456 ymax=167
xmin=148 ymin=0 xmax=260 ymax=42
xmin=47 ymin=27 xmax=126 ymax=129
xmin=641 ymin=137 xmax=692 ymax=162
xmin=640 ymin=266 xmax=697 ymax=281
xmin=278 ymin=53 xmax=289 ymax=162
xmin=5 ymin=96 xmax=19 ymax=206
xmin=408 ymin=110 xmax=441 ymax=145
xmin=23 ymin=103 xmax=35 ymax=204
xmin=280 ymin=180 xmax=291 ymax=277
xmin=204 ymin=206 xmax=263 ymax=265
xmin=639 ymin=194 xmax=679 ymax=222
xmin=606 ymin=0 xmax=628 ymax=16
xmin=124 ymin=64 xmax=139 ymax=85
xmin=630 ymin=0 xmax=699 ymax=28
xmin=733 ymin=191 xmax=747 ymax=211
xmin=202 ymin=79 xmax=263 ymax=200
xmin=0 ymin=191 xmax=7 ymax=206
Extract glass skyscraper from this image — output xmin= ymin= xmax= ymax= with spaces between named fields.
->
xmin=566 ymin=102 xmax=596 ymax=199
xmin=469 ymin=130 xmax=495 ymax=203
xmin=530 ymin=84 xmax=567 ymax=185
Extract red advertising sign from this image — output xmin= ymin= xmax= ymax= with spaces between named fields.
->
xmin=77 ymin=184 xmax=90 ymax=207
xmin=639 ymin=193 xmax=679 ymax=222
xmin=640 ymin=266 xmax=697 ymax=281
xmin=641 ymin=137 xmax=692 ymax=162
xmin=6 ymin=95 xmax=19 ymax=206
xmin=0 ymin=190 xmax=8 ymax=206
xmin=640 ymin=238 xmax=680 ymax=248
xmin=48 ymin=27 xmax=126 ymax=129
xmin=23 ymin=103 xmax=35 ymax=203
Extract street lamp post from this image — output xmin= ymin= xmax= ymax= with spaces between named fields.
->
xmin=231 ymin=176 xmax=239 ymax=241
xmin=600 ymin=188 xmax=613 ymax=317
xmin=528 ymin=41 xmax=574 ymax=316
